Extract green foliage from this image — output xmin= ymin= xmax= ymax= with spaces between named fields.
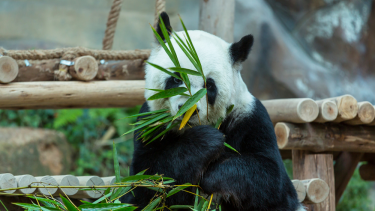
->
xmin=337 ymin=164 xmax=374 ymax=211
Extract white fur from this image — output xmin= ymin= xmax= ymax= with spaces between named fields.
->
xmin=296 ymin=204 xmax=307 ymax=211
xmin=145 ymin=30 xmax=255 ymax=125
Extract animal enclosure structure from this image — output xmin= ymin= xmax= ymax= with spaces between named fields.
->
xmin=1 ymin=0 xmax=374 ymax=210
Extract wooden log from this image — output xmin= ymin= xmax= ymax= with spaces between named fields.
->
xmin=275 ymin=122 xmax=375 ymax=153
xmin=344 ymin=102 xmax=375 ymax=125
xmin=0 ymin=56 xmax=18 ymax=83
xmin=52 ymin=175 xmax=79 ymax=196
xmin=261 ymin=98 xmax=319 ymax=123
xmin=0 ymin=173 xmax=17 ymax=194
xmin=15 ymin=60 xmax=58 ymax=82
xmin=96 ymin=60 xmax=145 ymax=80
xmin=301 ymin=178 xmax=330 ymax=204
xmin=293 ymin=151 xmax=335 ymax=210
xmin=291 ymin=180 xmax=306 ymax=203
xmin=199 ymin=0 xmax=235 ymax=42
xmin=14 ymin=175 xmax=37 ymax=194
xmin=334 ymin=152 xmax=363 ymax=205
xmin=69 ymin=56 xmax=98 ymax=81
xmin=72 ymin=176 xmax=105 ymax=199
xmin=35 ymin=176 xmax=58 ymax=195
xmin=314 ymin=100 xmax=338 ymax=123
xmin=359 ymin=163 xmax=375 ymax=181
xmin=327 ymin=95 xmax=358 ymax=122
xmin=0 ymin=81 xmax=145 ymax=109
xmin=102 ymin=176 xmax=116 ymax=186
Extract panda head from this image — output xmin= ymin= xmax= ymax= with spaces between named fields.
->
xmin=145 ymin=12 xmax=255 ymax=126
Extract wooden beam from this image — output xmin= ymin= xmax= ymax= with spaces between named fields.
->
xmin=69 ymin=56 xmax=98 ymax=81
xmin=0 ymin=81 xmax=145 ymax=109
xmin=359 ymin=163 xmax=375 ymax=181
xmin=292 ymin=150 xmax=335 ymax=211
xmin=275 ymin=122 xmax=375 ymax=153
xmin=334 ymin=152 xmax=363 ymax=205
xmin=261 ymin=98 xmax=319 ymax=123
xmin=199 ymin=0 xmax=235 ymax=42
xmin=13 ymin=59 xmax=145 ymax=82
xmin=73 ymin=176 xmax=105 ymax=199
xmin=0 ymin=56 xmax=18 ymax=83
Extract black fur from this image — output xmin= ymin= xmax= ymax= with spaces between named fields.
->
xmin=156 ymin=12 xmax=172 ymax=42
xmin=205 ymin=78 xmax=217 ymax=105
xmin=165 ymin=72 xmax=183 ymax=90
xmin=230 ymin=34 xmax=254 ymax=65
xmin=121 ymin=100 xmax=300 ymax=211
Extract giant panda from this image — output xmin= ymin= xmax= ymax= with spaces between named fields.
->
xmin=121 ymin=12 xmax=305 ymax=211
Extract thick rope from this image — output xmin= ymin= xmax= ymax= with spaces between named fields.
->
xmin=154 ymin=0 xmax=166 ymax=29
xmin=1 ymin=47 xmax=151 ymax=61
xmin=102 ymin=0 xmax=123 ymax=50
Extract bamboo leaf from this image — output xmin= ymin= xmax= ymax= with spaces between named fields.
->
xmin=201 ymin=200 xmax=209 ymax=211
xmin=60 ymin=195 xmax=79 ymax=211
xmin=224 ymin=142 xmax=240 ymax=154
xmin=120 ymin=108 xmax=168 ymax=119
xmin=27 ymin=196 xmax=64 ymax=210
xmin=168 ymin=67 xmax=201 ymax=76
xmin=174 ymin=89 xmax=207 ymax=120
xmin=113 ymin=142 xmax=121 ymax=183
xmin=147 ymin=62 xmax=182 ymax=80
xmin=174 ymin=38 xmax=201 ymax=77
xmin=150 ymin=24 xmax=175 ymax=65
xmin=79 ymin=203 xmax=136 ymax=210
xmin=181 ymin=73 xmax=191 ymax=91
xmin=148 ymin=87 xmax=188 ymax=101
xmin=194 ymin=188 xmax=199 ymax=209
xmin=146 ymin=122 xmax=179 ymax=144
xmin=143 ymin=197 xmax=161 ymax=211
xmin=92 ymin=192 xmax=112 ymax=204
xmin=179 ymin=104 xmax=197 ymax=130
xmin=167 ymin=183 xmax=191 ymax=198
xmin=120 ymin=175 xmax=173 ymax=182
xmin=146 ymin=88 xmax=165 ymax=92
xmin=159 ymin=16 xmax=180 ymax=67
xmin=123 ymin=113 xmax=170 ymax=135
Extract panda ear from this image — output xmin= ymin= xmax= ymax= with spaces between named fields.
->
xmin=230 ymin=34 xmax=254 ymax=65
xmin=155 ymin=12 xmax=173 ymax=42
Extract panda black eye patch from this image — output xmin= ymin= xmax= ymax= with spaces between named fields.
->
xmin=165 ymin=72 xmax=183 ymax=90
xmin=205 ymin=78 xmax=217 ymax=105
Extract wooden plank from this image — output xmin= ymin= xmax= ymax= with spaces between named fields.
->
xmin=292 ymin=150 xmax=335 ymax=211
xmin=334 ymin=152 xmax=363 ymax=205
xmin=0 ymin=80 xmax=145 ymax=109
xmin=199 ymin=0 xmax=235 ymax=42
xmin=275 ymin=122 xmax=375 ymax=153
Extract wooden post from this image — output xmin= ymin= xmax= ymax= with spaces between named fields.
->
xmin=0 ymin=56 xmax=18 ymax=83
xmin=334 ymin=152 xmax=363 ymax=205
xmin=14 ymin=175 xmax=37 ymax=194
xmin=35 ymin=176 xmax=58 ymax=195
xmin=0 ymin=81 xmax=145 ymax=109
xmin=69 ymin=56 xmax=98 ymax=81
xmin=0 ymin=173 xmax=17 ymax=194
xmin=52 ymin=175 xmax=79 ymax=196
xmin=261 ymin=99 xmax=319 ymax=123
xmin=293 ymin=150 xmax=335 ymax=211
xmin=314 ymin=100 xmax=338 ymax=123
xmin=344 ymin=102 xmax=375 ymax=125
xmin=199 ymin=0 xmax=235 ymax=42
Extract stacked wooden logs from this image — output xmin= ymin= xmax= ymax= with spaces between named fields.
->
xmin=261 ymin=95 xmax=375 ymax=182
xmin=0 ymin=173 xmax=329 ymax=203
xmin=0 ymin=173 xmax=115 ymax=199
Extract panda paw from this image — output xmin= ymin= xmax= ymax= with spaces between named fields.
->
xmin=182 ymin=125 xmax=225 ymax=148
